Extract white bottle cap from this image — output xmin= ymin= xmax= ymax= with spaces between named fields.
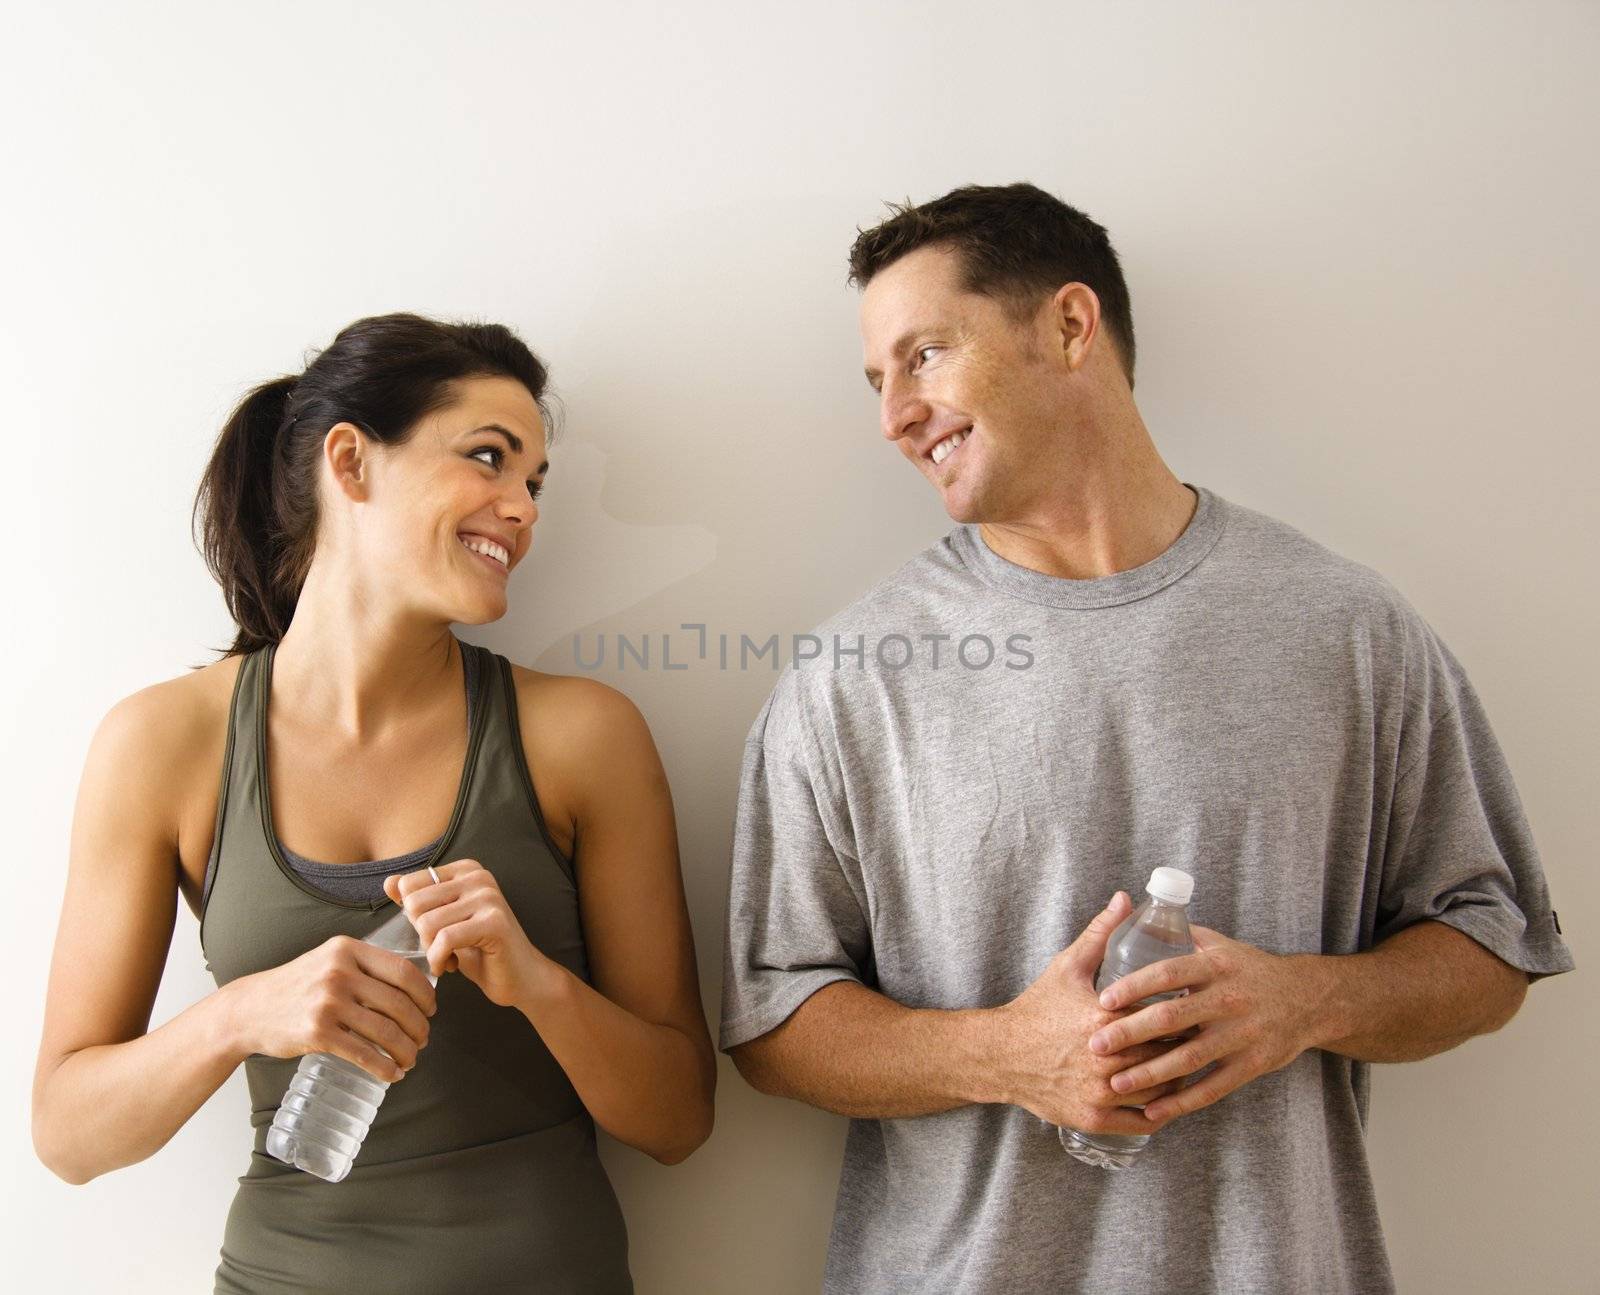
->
xmin=1147 ymin=867 xmax=1194 ymax=905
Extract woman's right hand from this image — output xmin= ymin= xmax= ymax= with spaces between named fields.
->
xmin=228 ymin=936 xmax=439 ymax=1083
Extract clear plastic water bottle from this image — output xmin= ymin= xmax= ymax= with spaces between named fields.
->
xmin=1059 ymin=867 xmax=1196 ymax=1170
xmin=265 ymin=906 xmax=435 ymax=1183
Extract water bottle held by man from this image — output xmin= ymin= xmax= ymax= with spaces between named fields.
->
xmin=1059 ymin=867 xmax=1196 ymax=1170
xmin=265 ymin=905 xmax=436 ymax=1184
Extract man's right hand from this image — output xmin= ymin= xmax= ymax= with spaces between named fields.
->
xmin=994 ymin=891 xmax=1196 ymax=1136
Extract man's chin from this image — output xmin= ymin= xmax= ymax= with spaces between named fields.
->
xmin=938 ymin=485 xmax=985 ymax=526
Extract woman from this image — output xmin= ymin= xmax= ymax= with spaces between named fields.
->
xmin=31 ymin=313 xmax=715 ymax=1292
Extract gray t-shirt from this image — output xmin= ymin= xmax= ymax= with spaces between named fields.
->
xmin=719 ymin=482 xmax=1574 ymax=1295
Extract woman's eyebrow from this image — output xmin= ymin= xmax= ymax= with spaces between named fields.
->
xmin=472 ymin=423 xmax=549 ymax=474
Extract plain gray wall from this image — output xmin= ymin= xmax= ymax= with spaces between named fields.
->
xmin=3 ymin=2 xmax=1594 ymax=1290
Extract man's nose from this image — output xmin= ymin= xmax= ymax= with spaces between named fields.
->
xmin=880 ymin=377 xmax=930 ymax=444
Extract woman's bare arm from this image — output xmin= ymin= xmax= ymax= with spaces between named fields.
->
xmin=32 ymin=684 xmax=254 ymax=1184
xmin=509 ymin=672 xmax=716 ymax=1164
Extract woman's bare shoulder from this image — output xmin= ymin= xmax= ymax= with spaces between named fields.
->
xmin=115 ymin=652 xmax=243 ymax=747
xmin=501 ymin=665 xmax=666 ymax=859
xmin=504 ymin=663 xmax=652 ymax=748
xmin=86 ymin=653 xmax=244 ymax=843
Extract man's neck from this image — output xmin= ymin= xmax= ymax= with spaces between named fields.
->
xmin=977 ymin=466 xmax=1198 ymax=581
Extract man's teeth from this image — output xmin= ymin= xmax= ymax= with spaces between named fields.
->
xmin=458 ymin=535 xmax=509 ymax=567
xmin=930 ymin=429 xmax=969 ymax=465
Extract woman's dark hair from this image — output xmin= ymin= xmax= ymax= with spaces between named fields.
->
xmin=847 ymin=181 xmax=1137 ymax=388
xmin=191 ymin=312 xmax=554 ymax=663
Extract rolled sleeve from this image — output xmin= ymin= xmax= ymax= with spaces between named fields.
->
xmin=1375 ymin=621 xmax=1574 ymax=982
xmin=719 ymin=676 xmax=873 ymax=1053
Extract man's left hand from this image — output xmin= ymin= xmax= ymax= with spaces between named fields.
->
xmin=1086 ymin=925 xmax=1320 ymax=1125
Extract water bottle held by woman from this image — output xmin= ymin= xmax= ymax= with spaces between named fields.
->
xmin=265 ymin=899 xmax=437 ymax=1184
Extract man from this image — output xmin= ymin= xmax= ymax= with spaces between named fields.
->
xmin=718 ymin=182 xmax=1574 ymax=1293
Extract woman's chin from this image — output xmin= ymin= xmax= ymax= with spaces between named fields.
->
xmin=446 ymin=579 xmax=509 ymax=623
xmin=463 ymin=591 xmax=508 ymax=621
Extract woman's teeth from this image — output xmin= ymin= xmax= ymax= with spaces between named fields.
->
xmin=930 ymin=429 xmax=969 ymax=465
xmin=458 ymin=534 xmax=508 ymax=567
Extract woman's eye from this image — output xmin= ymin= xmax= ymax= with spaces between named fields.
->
xmin=472 ymin=446 xmax=541 ymax=501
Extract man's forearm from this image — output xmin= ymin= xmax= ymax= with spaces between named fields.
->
xmin=732 ymin=921 xmax=1532 ymax=1119
xmin=730 ymin=981 xmax=1008 ymax=1119
xmin=1300 ymin=919 xmax=1529 ymax=1063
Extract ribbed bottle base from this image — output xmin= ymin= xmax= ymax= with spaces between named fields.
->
xmin=1058 ymin=1125 xmax=1149 ymax=1170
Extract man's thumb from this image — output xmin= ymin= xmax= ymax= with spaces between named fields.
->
xmin=1065 ymin=891 xmax=1131 ymax=974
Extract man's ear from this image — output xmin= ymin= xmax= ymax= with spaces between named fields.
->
xmin=1050 ymin=281 xmax=1100 ymax=372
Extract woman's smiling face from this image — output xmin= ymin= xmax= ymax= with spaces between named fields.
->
xmin=344 ymin=374 xmax=549 ymax=622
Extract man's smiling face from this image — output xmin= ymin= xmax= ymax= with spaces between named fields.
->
xmin=860 ymin=243 xmax=1070 ymax=525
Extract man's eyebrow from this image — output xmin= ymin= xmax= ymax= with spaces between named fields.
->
xmin=863 ymin=330 xmax=924 ymax=388
xmin=472 ymin=423 xmax=549 ymax=474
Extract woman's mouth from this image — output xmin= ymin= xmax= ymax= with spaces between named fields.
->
xmin=457 ymin=533 xmax=509 ymax=576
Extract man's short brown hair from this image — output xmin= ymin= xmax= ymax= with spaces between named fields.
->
xmin=847 ymin=182 xmax=1137 ymax=388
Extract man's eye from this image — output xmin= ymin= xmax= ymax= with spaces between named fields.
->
xmin=914 ymin=345 xmax=940 ymax=367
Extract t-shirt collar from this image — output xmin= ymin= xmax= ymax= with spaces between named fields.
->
xmin=949 ymin=482 xmax=1227 ymax=609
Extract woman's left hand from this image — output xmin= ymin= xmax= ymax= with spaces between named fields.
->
xmin=382 ymin=859 xmax=555 ymax=1009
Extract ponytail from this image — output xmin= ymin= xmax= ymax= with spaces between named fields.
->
xmin=191 ymin=374 xmax=303 ymax=662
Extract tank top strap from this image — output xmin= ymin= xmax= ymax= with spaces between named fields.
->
xmin=197 ymin=643 xmax=261 ymax=930
xmin=470 ymin=646 xmax=578 ymax=890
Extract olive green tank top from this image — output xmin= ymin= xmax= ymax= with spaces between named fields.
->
xmin=199 ymin=637 xmax=633 ymax=1294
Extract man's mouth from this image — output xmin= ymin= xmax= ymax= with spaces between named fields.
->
xmin=929 ymin=426 xmax=972 ymax=466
